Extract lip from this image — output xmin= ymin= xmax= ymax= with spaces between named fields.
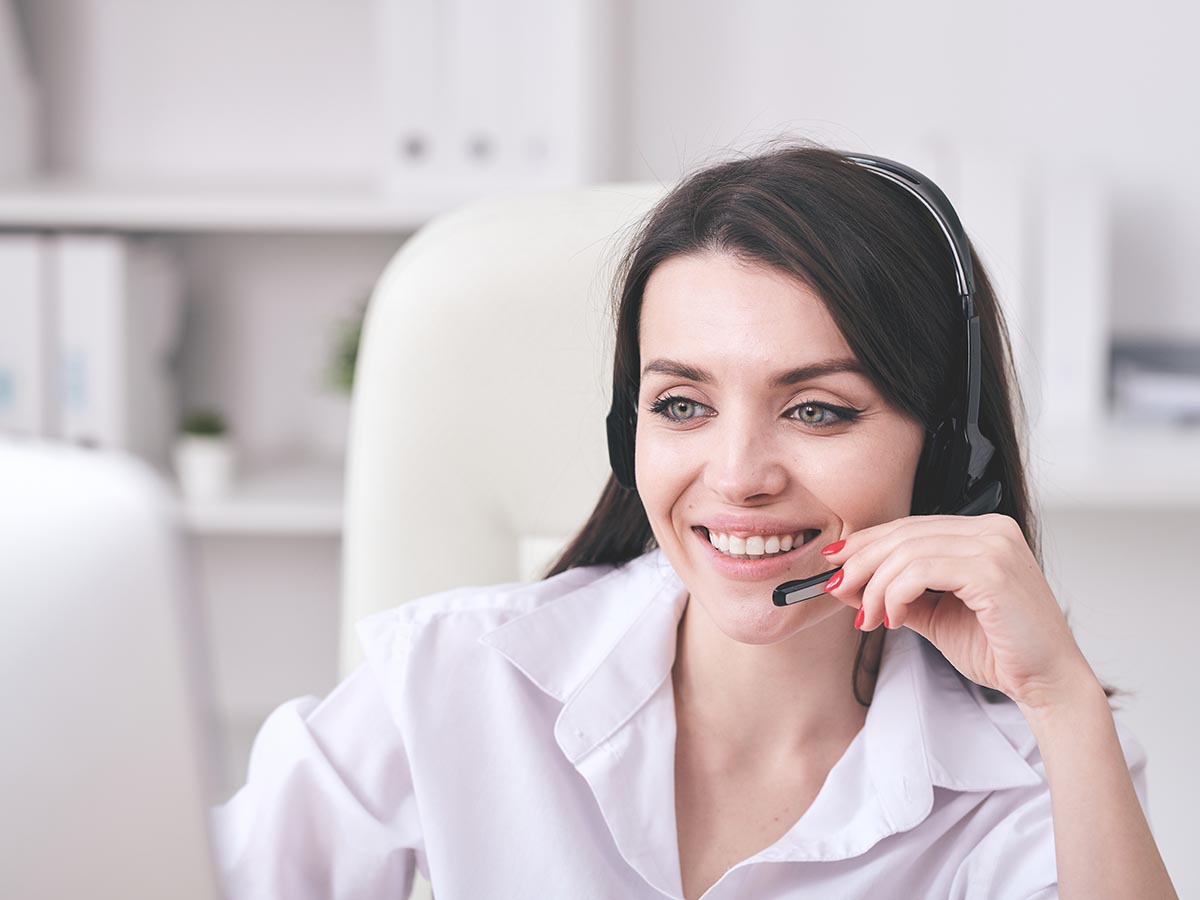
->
xmin=691 ymin=525 xmax=822 ymax=582
xmin=697 ymin=516 xmax=822 ymax=539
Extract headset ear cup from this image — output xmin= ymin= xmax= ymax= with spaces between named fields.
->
xmin=912 ymin=419 xmax=954 ymax=515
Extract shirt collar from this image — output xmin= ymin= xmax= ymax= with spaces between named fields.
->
xmin=479 ymin=547 xmax=687 ymax=762
xmin=479 ymin=546 xmax=1041 ymax=866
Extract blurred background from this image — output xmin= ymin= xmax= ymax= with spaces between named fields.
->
xmin=2 ymin=0 xmax=1198 ymax=894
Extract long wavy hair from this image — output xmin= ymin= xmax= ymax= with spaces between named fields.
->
xmin=543 ymin=141 xmax=1047 ymax=706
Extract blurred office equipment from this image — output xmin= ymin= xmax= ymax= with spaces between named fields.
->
xmin=0 ymin=439 xmax=220 ymax=900
xmin=1111 ymin=339 xmax=1200 ymax=424
xmin=374 ymin=0 xmax=620 ymax=199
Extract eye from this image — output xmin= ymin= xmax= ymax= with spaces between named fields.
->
xmin=647 ymin=395 xmax=862 ymax=428
xmin=648 ymin=395 xmax=712 ymax=422
xmin=788 ymin=402 xmax=857 ymax=428
xmin=785 ymin=400 xmax=862 ymax=428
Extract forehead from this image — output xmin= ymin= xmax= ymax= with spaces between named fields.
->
xmin=639 ymin=251 xmax=853 ymax=368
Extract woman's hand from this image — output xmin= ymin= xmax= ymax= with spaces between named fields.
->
xmin=820 ymin=513 xmax=1098 ymax=715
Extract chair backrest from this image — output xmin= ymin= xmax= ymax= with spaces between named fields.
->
xmin=340 ymin=183 xmax=664 ymax=673
xmin=0 ymin=439 xmax=220 ymax=899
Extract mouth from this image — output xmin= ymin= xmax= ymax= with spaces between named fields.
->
xmin=691 ymin=525 xmax=821 ymax=561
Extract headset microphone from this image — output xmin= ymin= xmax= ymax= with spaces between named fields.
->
xmin=603 ymin=152 xmax=1004 ymax=608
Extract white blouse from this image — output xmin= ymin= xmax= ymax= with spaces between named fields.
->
xmin=211 ymin=547 xmax=1150 ymax=899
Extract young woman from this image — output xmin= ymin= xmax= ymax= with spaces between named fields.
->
xmin=212 ymin=145 xmax=1177 ymax=899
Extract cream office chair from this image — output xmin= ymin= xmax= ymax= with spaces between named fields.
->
xmin=339 ymin=182 xmax=665 ymax=899
xmin=340 ymin=183 xmax=664 ymax=674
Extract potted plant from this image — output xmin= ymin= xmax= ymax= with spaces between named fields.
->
xmin=173 ymin=408 xmax=235 ymax=500
xmin=308 ymin=295 xmax=368 ymax=459
xmin=329 ymin=297 xmax=367 ymax=395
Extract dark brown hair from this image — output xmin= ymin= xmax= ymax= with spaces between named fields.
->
xmin=543 ymin=140 xmax=1063 ymax=705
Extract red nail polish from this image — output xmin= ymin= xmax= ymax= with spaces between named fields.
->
xmin=822 ymin=539 xmax=846 ymax=556
xmin=884 ymin=613 xmax=890 ymax=629
xmin=824 ymin=570 xmax=843 ymax=591
xmin=854 ymin=607 xmax=865 ymax=629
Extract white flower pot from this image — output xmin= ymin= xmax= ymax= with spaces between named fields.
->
xmin=172 ymin=434 xmax=235 ymax=501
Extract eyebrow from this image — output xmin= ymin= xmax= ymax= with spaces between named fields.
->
xmin=640 ymin=357 xmax=867 ymax=388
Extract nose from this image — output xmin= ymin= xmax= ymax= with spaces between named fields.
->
xmin=703 ymin=411 xmax=789 ymax=502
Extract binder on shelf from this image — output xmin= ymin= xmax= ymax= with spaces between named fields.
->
xmin=52 ymin=233 xmax=184 ymax=468
xmin=373 ymin=0 xmax=618 ymax=201
xmin=0 ymin=233 xmax=51 ymax=437
xmin=1035 ymin=167 xmax=1110 ymax=431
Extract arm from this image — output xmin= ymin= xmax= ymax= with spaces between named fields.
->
xmin=210 ymin=662 xmax=422 ymax=899
xmin=820 ymin=513 xmax=1178 ymax=899
xmin=1019 ymin=670 xmax=1176 ymax=900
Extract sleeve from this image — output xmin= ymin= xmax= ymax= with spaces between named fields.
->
xmin=208 ymin=658 xmax=424 ymax=899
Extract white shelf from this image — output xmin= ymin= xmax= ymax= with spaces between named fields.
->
xmin=0 ymin=176 xmax=465 ymax=232
xmin=180 ymin=459 xmax=344 ymax=535
xmin=1032 ymin=420 xmax=1200 ymax=509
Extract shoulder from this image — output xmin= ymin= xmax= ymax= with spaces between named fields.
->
xmin=352 ymin=561 xmax=617 ymax=683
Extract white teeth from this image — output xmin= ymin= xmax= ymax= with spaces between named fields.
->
xmin=704 ymin=528 xmax=811 ymax=559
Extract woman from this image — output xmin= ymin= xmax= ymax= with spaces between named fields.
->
xmin=212 ymin=145 xmax=1177 ymax=899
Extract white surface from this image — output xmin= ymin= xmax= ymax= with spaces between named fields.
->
xmin=1030 ymin=422 xmax=1200 ymax=509
xmin=0 ymin=176 xmax=446 ymax=232
xmin=0 ymin=440 xmax=220 ymax=900
xmin=180 ymin=459 xmax=344 ymax=535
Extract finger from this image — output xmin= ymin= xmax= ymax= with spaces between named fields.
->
xmin=864 ymin=553 xmax=1005 ymax=632
xmin=831 ymin=533 xmax=989 ymax=615
xmin=822 ymin=513 xmax=1008 ymax=565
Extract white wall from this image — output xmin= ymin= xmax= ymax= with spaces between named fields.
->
xmin=627 ymin=0 xmax=1200 ymax=343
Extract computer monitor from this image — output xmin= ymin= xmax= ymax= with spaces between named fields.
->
xmin=0 ymin=438 xmax=222 ymax=899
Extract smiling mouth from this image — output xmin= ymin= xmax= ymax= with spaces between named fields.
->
xmin=693 ymin=526 xmax=820 ymax=560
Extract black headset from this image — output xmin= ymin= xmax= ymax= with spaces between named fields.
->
xmin=603 ymin=152 xmax=1004 ymax=605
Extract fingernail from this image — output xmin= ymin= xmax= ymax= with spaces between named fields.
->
xmin=821 ymin=540 xmax=846 ymax=556
xmin=854 ymin=607 xmax=865 ymax=629
xmin=884 ymin=613 xmax=891 ymax=629
xmin=824 ymin=570 xmax=844 ymax=592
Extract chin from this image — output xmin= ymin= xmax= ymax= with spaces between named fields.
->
xmin=693 ymin=581 xmax=833 ymax=646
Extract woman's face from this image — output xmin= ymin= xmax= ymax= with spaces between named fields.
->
xmin=636 ymin=250 xmax=926 ymax=644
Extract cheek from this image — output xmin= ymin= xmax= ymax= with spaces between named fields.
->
xmin=634 ymin=426 xmax=699 ymax=527
xmin=798 ymin=428 xmax=923 ymax=522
